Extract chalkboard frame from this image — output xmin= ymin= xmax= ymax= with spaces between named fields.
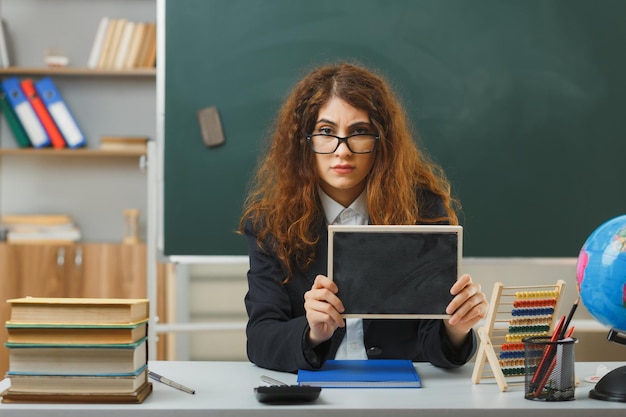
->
xmin=328 ymin=225 xmax=462 ymax=318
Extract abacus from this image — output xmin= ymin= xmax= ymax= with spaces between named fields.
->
xmin=471 ymin=280 xmax=566 ymax=391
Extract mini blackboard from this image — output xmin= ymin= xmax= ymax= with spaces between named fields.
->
xmin=327 ymin=225 xmax=462 ymax=319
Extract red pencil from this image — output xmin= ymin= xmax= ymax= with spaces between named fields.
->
xmin=534 ymin=355 xmax=558 ymax=397
xmin=530 ymin=315 xmax=565 ymax=387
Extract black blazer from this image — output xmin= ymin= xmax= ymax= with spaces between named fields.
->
xmin=243 ymin=189 xmax=476 ymax=372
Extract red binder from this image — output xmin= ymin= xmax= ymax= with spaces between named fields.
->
xmin=20 ymin=79 xmax=66 ymax=149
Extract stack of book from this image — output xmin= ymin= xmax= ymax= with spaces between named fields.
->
xmin=87 ymin=17 xmax=157 ymax=70
xmin=1 ymin=214 xmax=81 ymax=244
xmin=1 ymin=297 xmax=151 ymax=404
xmin=0 ymin=76 xmax=86 ymax=149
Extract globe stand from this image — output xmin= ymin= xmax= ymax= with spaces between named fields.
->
xmin=589 ymin=329 xmax=626 ymax=402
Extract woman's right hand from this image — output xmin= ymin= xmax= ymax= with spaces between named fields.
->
xmin=303 ymin=274 xmax=345 ymax=346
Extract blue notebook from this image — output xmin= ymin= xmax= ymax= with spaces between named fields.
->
xmin=297 ymin=359 xmax=421 ymax=388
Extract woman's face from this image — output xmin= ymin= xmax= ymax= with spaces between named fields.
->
xmin=312 ymin=96 xmax=376 ymax=207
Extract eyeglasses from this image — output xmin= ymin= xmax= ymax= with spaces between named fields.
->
xmin=306 ymin=133 xmax=379 ymax=154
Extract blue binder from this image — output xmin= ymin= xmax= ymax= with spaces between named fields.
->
xmin=0 ymin=90 xmax=31 ymax=148
xmin=1 ymin=76 xmax=50 ymax=148
xmin=34 ymin=77 xmax=86 ymax=148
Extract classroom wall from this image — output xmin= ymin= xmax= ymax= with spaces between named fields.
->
xmin=181 ymin=258 xmax=625 ymax=363
xmin=6 ymin=2 xmax=620 ymax=364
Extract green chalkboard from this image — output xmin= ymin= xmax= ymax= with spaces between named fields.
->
xmin=163 ymin=0 xmax=626 ymax=257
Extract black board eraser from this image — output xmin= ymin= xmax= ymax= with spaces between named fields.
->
xmin=197 ymin=106 xmax=225 ymax=147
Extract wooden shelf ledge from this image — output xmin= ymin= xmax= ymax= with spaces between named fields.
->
xmin=0 ymin=148 xmax=146 ymax=157
xmin=0 ymin=67 xmax=155 ymax=77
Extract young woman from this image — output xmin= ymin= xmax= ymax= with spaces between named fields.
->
xmin=240 ymin=62 xmax=488 ymax=372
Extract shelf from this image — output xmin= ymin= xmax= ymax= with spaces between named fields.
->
xmin=0 ymin=241 xmax=145 ymax=246
xmin=0 ymin=148 xmax=146 ymax=157
xmin=0 ymin=67 xmax=155 ymax=77
xmin=0 ymin=1 xmax=154 ymax=249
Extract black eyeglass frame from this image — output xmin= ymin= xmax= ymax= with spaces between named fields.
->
xmin=305 ymin=133 xmax=380 ymax=154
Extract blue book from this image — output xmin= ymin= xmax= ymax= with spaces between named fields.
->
xmin=1 ymin=76 xmax=50 ymax=148
xmin=297 ymin=359 xmax=421 ymax=388
xmin=34 ymin=77 xmax=86 ymax=148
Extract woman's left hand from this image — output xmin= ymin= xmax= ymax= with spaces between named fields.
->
xmin=444 ymin=273 xmax=488 ymax=346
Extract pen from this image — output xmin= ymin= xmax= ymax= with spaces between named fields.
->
xmin=149 ymin=370 xmax=196 ymax=394
xmin=261 ymin=375 xmax=288 ymax=386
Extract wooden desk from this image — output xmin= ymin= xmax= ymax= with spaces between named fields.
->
xmin=1 ymin=361 xmax=625 ymax=416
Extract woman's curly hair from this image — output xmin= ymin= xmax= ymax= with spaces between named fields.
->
xmin=240 ymin=62 xmax=459 ymax=282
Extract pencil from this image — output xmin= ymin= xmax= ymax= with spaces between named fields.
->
xmin=533 ymin=326 xmax=576 ymax=397
xmin=530 ymin=298 xmax=579 ymax=397
xmin=529 ymin=315 xmax=565 ymax=387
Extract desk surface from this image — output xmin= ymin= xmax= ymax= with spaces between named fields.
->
xmin=1 ymin=361 xmax=625 ymax=416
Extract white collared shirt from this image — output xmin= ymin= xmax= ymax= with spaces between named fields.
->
xmin=318 ymin=187 xmax=369 ymax=360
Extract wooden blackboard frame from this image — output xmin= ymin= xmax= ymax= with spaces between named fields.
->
xmin=327 ymin=225 xmax=462 ymax=319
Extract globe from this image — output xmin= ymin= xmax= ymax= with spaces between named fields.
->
xmin=576 ymin=215 xmax=626 ymax=332
xmin=576 ymin=214 xmax=626 ymax=402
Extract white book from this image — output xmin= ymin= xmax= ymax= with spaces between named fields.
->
xmin=7 ymin=339 xmax=147 ymax=375
xmin=7 ymin=369 xmax=148 ymax=394
xmin=124 ymin=22 xmax=146 ymax=69
xmin=113 ymin=21 xmax=135 ymax=70
xmin=7 ymin=226 xmax=81 ymax=243
xmin=102 ymin=18 xmax=126 ymax=69
xmin=87 ymin=17 xmax=110 ymax=69
xmin=0 ymin=19 xmax=10 ymax=68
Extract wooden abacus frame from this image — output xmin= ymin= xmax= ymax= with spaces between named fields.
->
xmin=471 ymin=280 xmax=566 ymax=391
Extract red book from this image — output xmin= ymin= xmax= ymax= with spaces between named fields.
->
xmin=20 ymin=78 xmax=66 ymax=149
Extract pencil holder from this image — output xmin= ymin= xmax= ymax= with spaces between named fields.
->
xmin=523 ymin=336 xmax=577 ymax=401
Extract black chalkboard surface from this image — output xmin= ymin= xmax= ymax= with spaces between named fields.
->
xmin=328 ymin=225 xmax=461 ymax=318
xmin=163 ymin=0 xmax=626 ymax=257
